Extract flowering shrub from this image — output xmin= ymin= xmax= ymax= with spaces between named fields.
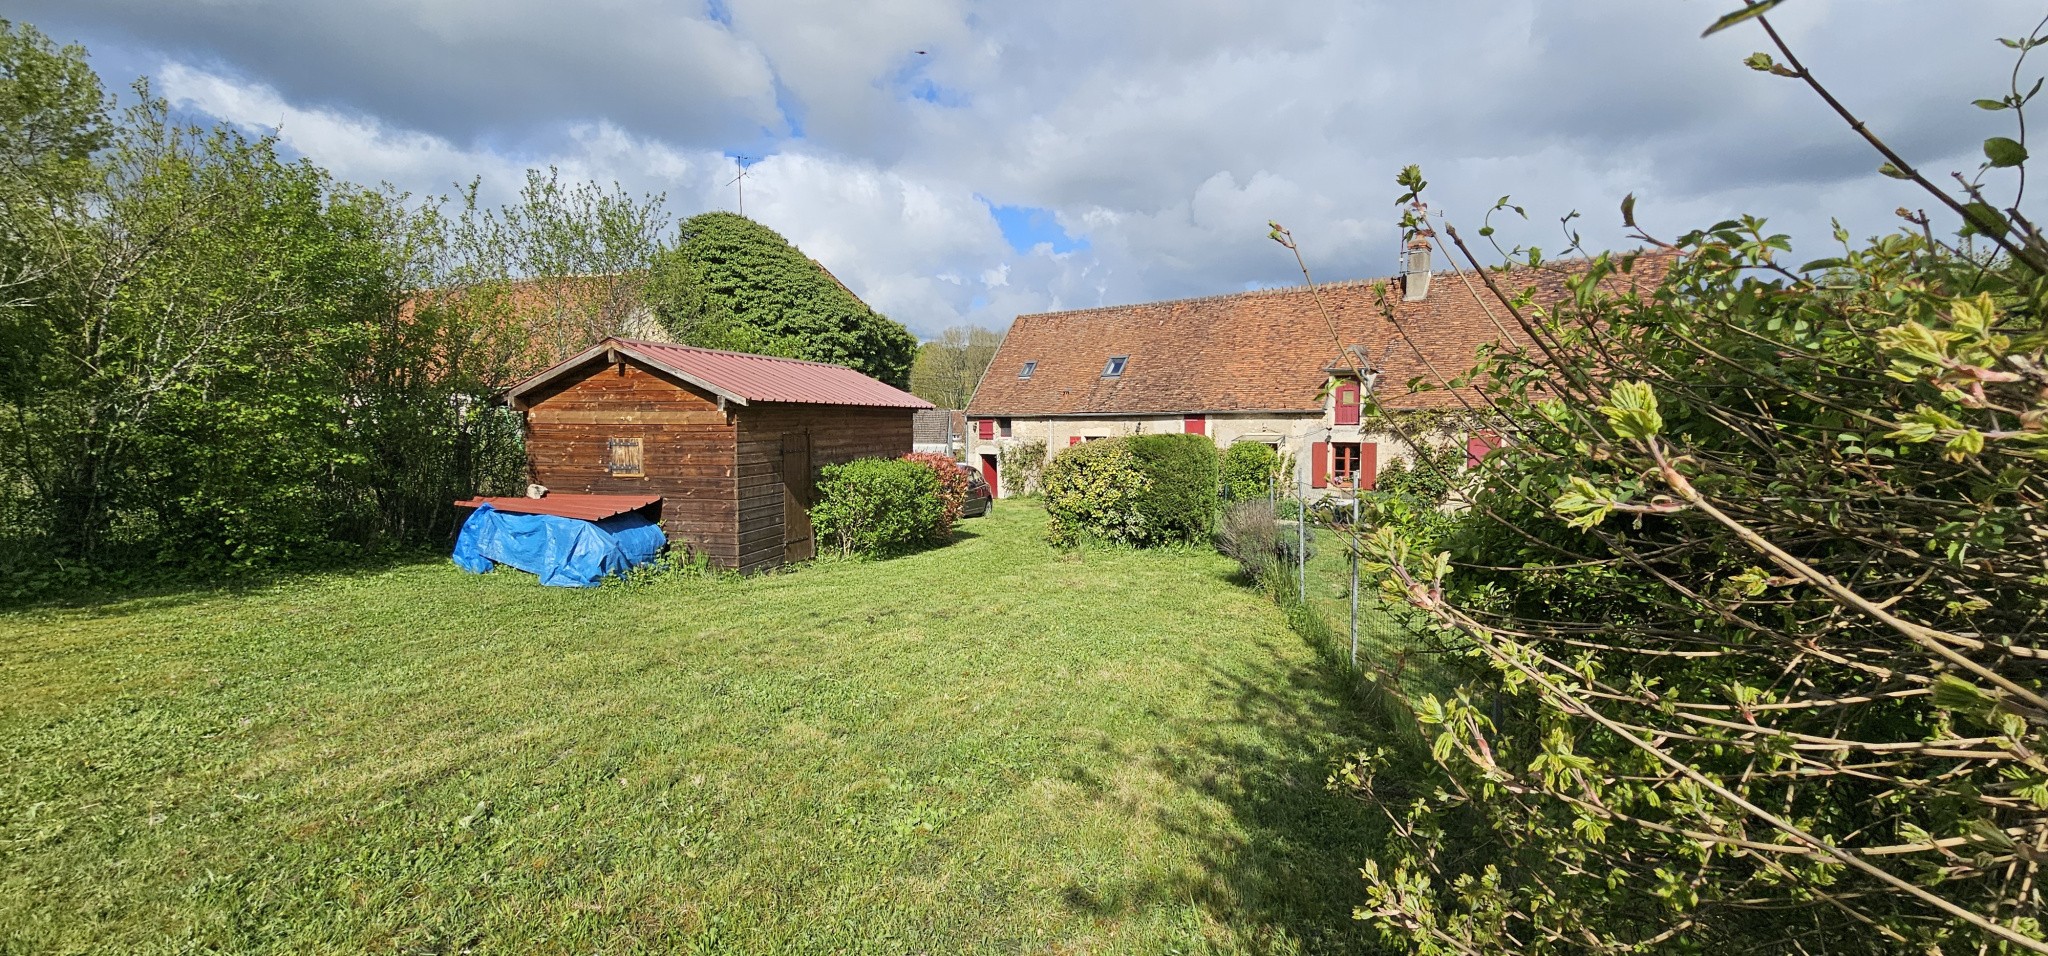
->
xmin=901 ymin=452 xmax=972 ymax=542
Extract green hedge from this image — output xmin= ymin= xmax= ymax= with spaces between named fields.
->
xmin=1220 ymin=440 xmax=1280 ymax=503
xmin=809 ymin=458 xmax=941 ymax=557
xmin=1124 ymin=433 xmax=1220 ymax=544
xmin=1043 ymin=434 xmax=1220 ymax=547
xmin=1042 ymin=439 xmax=1149 ymax=546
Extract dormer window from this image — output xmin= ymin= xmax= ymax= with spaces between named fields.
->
xmin=1334 ymin=379 xmax=1361 ymax=426
xmin=1019 ymin=361 xmax=1037 ymax=379
xmin=1102 ymin=355 xmax=1128 ymax=378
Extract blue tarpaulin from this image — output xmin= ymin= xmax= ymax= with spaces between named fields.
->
xmin=452 ymin=503 xmax=666 ymax=587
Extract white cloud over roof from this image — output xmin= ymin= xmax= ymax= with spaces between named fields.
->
xmin=20 ymin=0 xmax=2044 ymax=338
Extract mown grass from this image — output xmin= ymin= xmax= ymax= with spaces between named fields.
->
xmin=0 ymin=505 xmax=1390 ymax=955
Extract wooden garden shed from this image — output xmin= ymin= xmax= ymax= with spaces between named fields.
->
xmin=501 ymin=337 xmax=932 ymax=573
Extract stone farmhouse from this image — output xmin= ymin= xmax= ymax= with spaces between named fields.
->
xmin=963 ymin=248 xmax=1670 ymax=499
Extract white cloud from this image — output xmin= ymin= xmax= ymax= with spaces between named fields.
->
xmin=40 ymin=0 xmax=2048 ymax=341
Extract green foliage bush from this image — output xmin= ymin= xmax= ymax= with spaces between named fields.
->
xmin=900 ymin=452 xmax=971 ymax=542
xmin=0 ymin=24 xmax=603 ymax=583
xmin=809 ymin=458 xmax=942 ymax=557
xmin=1041 ymin=439 xmax=1148 ymax=547
xmin=1347 ymin=69 xmax=2048 ymax=948
xmin=649 ymin=212 xmax=918 ymax=387
xmin=1124 ymin=433 xmax=1220 ymax=544
xmin=1220 ymin=441 xmax=1281 ymax=502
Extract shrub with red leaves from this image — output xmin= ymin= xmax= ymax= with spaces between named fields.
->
xmin=901 ymin=452 xmax=971 ymax=541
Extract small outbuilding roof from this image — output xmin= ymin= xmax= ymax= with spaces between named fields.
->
xmin=505 ymin=337 xmax=934 ymax=410
xmin=454 ymin=493 xmax=664 ymax=522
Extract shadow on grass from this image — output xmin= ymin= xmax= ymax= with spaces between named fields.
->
xmin=1055 ymin=569 xmax=1427 ymax=953
xmin=0 ymin=549 xmax=452 ymax=617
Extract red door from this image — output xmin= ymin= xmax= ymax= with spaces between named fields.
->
xmin=980 ymin=453 xmax=1000 ymax=498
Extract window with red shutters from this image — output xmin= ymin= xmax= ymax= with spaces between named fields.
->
xmin=977 ymin=419 xmax=994 ymax=440
xmin=1183 ymin=414 xmax=1206 ymax=435
xmin=1069 ymin=436 xmax=1082 ymax=446
xmin=1310 ymin=441 xmax=1328 ymax=488
xmin=1331 ymin=442 xmax=1360 ymax=485
xmin=1334 ymin=381 xmax=1360 ymax=426
xmin=1466 ymin=430 xmax=1502 ymax=467
xmin=1359 ymin=442 xmax=1378 ymax=490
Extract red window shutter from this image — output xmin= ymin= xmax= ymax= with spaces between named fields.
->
xmin=1310 ymin=441 xmax=1328 ymax=488
xmin=977 ymin=419 xmax=995 ymax=440
xmin=1466 ymin=430 xmax=1502 ymax=467
xmin=1069 ymin=436 xmax=1082 ymax=446
xmin=1359 ymin=442 xmax=1378 ymax=491
xmin=1334 ymin=383 xmax=1360 ymax=426
xmin=1183 ymin=414 xmax=1206 ymax=436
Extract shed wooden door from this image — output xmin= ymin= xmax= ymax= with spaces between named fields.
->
xmin=782 ymin=432 xmax=815 ymax=563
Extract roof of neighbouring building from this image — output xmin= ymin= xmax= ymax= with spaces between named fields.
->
xmin=912 ymin=409 xmax=968 ymax=443
xmin=966 ymin=251 xmax=1673 ymax=417
xmin=505 ymin=337 xmax=935 ymax=410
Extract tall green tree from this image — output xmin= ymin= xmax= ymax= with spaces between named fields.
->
xmin=0 ymin=23 xmax=529 ymax=570
xmin=908 ymin=325 xmax=1001 ymax=408
xmin=648 ymin=211 xmax=917 ymax=387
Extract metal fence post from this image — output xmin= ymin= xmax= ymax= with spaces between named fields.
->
xmin=1349 ymin=491 xmax=1360 ymax=669
xmin=1297 ymin=457 xmax=1308 ymax=603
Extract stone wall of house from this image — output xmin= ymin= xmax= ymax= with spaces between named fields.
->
xmin=966 ymin=412 xmax=1432 ymax=500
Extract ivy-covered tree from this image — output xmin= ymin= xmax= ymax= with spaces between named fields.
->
xmin=648 ymin=211 xmax=917 ymax=387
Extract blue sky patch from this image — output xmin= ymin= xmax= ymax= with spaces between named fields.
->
xmin=772 ymin=76 xmax=806 ymax=139
xmin=980 ymin=199 xmax=1087 ymax=255
xmin=704 ymin=0 xmax=732 ymax=26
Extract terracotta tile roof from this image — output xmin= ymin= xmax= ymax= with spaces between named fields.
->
xmin=505 ymin=337 xmax=934 ymax=410
xmin=966 ymin=252 xmax=1673 ymax=417
xmin=912 ymin=409 xmax=968 ymax=443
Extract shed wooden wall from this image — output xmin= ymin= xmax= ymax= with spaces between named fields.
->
xmin=735 ymin=403 xmax=915 ymax=574
xmin=521 ymin=361 xmax=742 ymax=566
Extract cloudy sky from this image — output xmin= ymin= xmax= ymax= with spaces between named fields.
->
xmin=15 ymin=0 xmax=2045 ymax=338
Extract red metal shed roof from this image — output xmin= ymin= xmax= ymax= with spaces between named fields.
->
xmin=504 ymin=337 xmax=933 ymax=410
xmin=453 ymin=493 xmax=663 ymax=521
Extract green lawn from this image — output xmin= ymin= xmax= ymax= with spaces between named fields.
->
xmin=0 ymin=505 xmax=1390 ymax=954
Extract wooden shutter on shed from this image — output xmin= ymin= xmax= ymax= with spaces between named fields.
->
xmin=607 ymin=438 xmax=644 ymax=478
xmin=1310 ymin=441 xmax=1328 ymax=488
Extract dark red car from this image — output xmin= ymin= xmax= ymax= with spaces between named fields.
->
xmin=955 ymin=462 xmax=993 ymax=517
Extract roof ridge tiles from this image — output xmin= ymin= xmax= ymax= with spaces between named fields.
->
xmin=1010 ymin=252 xmax=1626 ymax=323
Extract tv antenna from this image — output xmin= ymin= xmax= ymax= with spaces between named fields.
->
xmin=728 ymin=156 xmax=751 ymax=217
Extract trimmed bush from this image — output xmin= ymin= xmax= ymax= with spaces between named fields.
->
xmin=809 ymin=458 xmax=941 ymax=557
xmin=1042 ymin=439 xmax=1149 ymax=546
xmin=1220 ymin=440 xmax=1281 ymax=503
xmin=1125 ymin=433 xmax=1220 ymax=545
xmin=901 ymin=452 xmax=971 ymax=542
